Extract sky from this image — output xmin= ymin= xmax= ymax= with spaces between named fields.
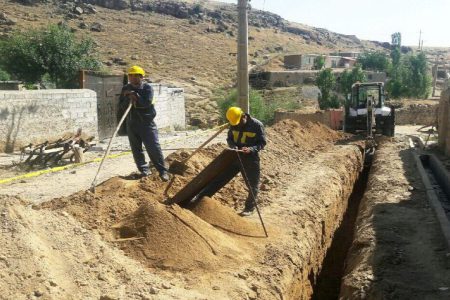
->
xmin=213 ymin=0 xmax=450 ymax=47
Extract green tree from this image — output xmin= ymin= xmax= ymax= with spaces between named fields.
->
xmin=387 ymin=52 xmax=431 ymax=99
xmin=0 ymin=68 xmax=10 ymax=81
xmin=390 ymin=47 xmax=401 ymax=66
xmin=357 ymin=51 xmax=391 ymax=72
xmin=216 ymin=89 xmax=274 ymax=124
xmin=339 ymin=64 xmax=366 ymax=95
xmin=314 ymin=56 xmax=325 ymax=70
xmin=316 ymin=68 xmax=339 ymax=109
xmin=404 ymin=52 xmax=431 ymax=98
xmin=0 ymin=24 xmax=100 ymax=88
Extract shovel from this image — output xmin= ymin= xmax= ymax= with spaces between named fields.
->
xmin=89 ymin=102 xmax=132 ymax=193
xmin=169 ymin=124 xmax=228 ymax=175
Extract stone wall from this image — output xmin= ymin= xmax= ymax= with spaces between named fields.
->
xmin=275 ymin=104 xmax=438 ymax=131
xmin=438 ymin=89 xmax=450 ymax=155
xmin=395 ymin=104 xmax=438 ymax=126
xmin=0 ymin=89 xmax=97 ymax=152
xmin=250 ymin=70 xmax=387 ymax=89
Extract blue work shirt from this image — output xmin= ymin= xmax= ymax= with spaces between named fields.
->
xmin=119 ymin=82 xmax=156 ymax=126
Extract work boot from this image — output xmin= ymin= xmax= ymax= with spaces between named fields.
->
xmin=159 ymin=171 xmax=170 ymax=182
xmin=141 ymin=169 xmax=152 ymax=177
xmin=239 ymin=207 xmax=255 ymax=217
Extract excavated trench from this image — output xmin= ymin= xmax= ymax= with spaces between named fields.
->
xmin=281 ymin=148 xmax=373 ymax=300
xmin=312 ymin=162 xmax=371 ymax=299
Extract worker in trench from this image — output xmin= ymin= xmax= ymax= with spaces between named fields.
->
xmin=192 ymin=107 xmax=266 ymax=216
xmin=118 ymin=65 xmax=170 ymax=181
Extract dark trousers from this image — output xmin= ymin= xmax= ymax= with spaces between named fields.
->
xmin=127 ymin=120 xmax=167 ymax=175
xmin=199 ymin=153 xmax=260 ymax=210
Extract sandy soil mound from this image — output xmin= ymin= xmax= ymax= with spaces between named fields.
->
xmin=111 ymin=200 xmax=242 ymax=271
xmin=190 ymin=197 xmax=265 ymax=237
xmin=0 ymin=196 xmax=205 ymax=300
xmin=207 ymin=120 xmax=348 ymax=209
xmin=40 ymin=177 xmax=156 ymax=238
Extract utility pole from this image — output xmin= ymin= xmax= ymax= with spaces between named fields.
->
xmin=432 ymin=55 xmax=439 ymax=97
xmin=237 ymin=0 xmax=249 ymax=113
xmin=418 ymin=30 xmax=422 ymax=51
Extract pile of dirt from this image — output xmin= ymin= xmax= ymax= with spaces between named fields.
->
xmin=0 ymin=196 xmax=204 ymax=300
xmin=39 ymin=177 xmax=157 ymax=238
xmin=112 ymin=200 xmax=247 ymax=271
xmin=190 ymin=197 xmax=264 ymax=237
xmin=208 ymin=120 xmax=348 ymax=208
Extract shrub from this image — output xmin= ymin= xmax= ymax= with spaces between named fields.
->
xmin=215 ymin=88 xmax=300 ymax=125
xmin=0 ymin=68 xmax=10 ymax=81
xmin=339 ymin=64 xmax=366 ymax=94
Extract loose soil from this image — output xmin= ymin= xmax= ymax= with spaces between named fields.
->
xmin=1 ymin=122 xmax=450 ymax=299
xmin=341 ymin=139 xmax=450 ymax=299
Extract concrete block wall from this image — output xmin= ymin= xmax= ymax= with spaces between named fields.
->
xmin=152 ymin=84 xmax=185 ymax=131
xmin=0 ymin=89 xmax=97 ymax=152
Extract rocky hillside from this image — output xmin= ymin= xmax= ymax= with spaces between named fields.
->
xmin=0 ymin=0 xmax=383 ymax=126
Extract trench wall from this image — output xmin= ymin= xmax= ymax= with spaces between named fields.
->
xmin=275 ymin=110 xmax=343 ymax=129
xmin=439 ymin=89 xmax=450 ymax=155
xmin=273 ymin=146 xmax=364 ymax=300
xmin=0 ymin=89 xmax=97 ymax=153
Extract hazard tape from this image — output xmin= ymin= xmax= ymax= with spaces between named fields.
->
xmin=0 ymin=124 xmax=227 ymax=185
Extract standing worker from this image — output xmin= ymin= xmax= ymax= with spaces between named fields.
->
xmin=119 ymin=65 xmax=170 ymax=181
xmin=192 ymin=107 xmax=266 ymax=216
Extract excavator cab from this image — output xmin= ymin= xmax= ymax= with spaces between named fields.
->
xmin=344 ymin=82 xmax=395 ymax=137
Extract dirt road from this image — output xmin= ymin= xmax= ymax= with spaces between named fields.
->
xmin=0 ymin=131 xmax=226 ymax=203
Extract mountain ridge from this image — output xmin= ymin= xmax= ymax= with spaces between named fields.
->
xmin=1 ymin=0 xmax=385 ymax=125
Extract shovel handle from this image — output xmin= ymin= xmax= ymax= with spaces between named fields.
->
xmin=182 ymin=124 xmax=228 ymax=163
xmin=90 ymin=102 xmax=132 ymax=191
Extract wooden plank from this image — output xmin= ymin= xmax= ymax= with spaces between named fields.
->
xmin=43 ymin=147 xmax=64 ymax=154
xmin=167 ymin=149 xmax=238 ymax=206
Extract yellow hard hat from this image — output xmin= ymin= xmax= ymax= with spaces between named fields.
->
xmin=127 ymin=65 xmax=145 ymax=76
xmin=226 ymin=106 xmax=243 ymax=126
